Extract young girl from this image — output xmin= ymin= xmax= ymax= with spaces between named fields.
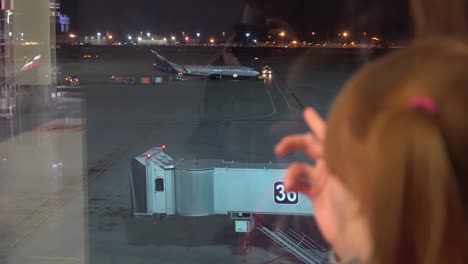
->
xmin=275 ymin=39 xmax=468 ymax=264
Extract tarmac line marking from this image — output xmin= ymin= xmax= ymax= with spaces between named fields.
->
xmin=273 ymin=76 xmax=300 ymax=113
xmin=9 ymin=131 xmax=151 ymax=248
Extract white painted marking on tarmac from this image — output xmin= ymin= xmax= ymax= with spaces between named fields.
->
xmin=264 ymin=82 xmax=277 ymax=115
xmin=273 ymin=76 xmax=299 ymax=113
xmin=233 ymin=81 xmax=277 ymax=121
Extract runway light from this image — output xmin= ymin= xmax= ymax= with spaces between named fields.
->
xmin=210 ymin=38 xmax=215 ymax=44
xmin=279 ymin=32 xmax=285 ymax=37
xmin=128 ymin=35 xmax=132 ymax=40
xmin=292 ymin=40 xmax=297 ymax=44
xmin=254 ymin=57 xmax=259 ymax=60
xmin=138 ymin=37 xmax=142 ymax=41
xmin=171 ymin=36 xmax=176 ymax=41
xmin=146 ymin=153 xmax=152 ymax=159
xmin=108 ymin=35 xmax=113 ymax=40
xmin=343 ymin=32 xmax=349 ymax=37
xmin=69 ymin=34 xmax=77 ymax=38
xmin=185 ymin=36 xmax=189 ymax=41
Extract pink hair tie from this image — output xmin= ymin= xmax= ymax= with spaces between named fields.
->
xmin=407 ymin=96 xmax=438 ymax=117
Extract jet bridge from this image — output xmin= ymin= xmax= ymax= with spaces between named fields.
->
xmin=130 ymin=146 xmax=313 ymax=232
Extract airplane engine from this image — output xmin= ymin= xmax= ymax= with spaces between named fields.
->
xmin=209 ymin=74 xmax=222 ymax=80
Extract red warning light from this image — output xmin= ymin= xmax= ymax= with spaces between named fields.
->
xmin=162 ymin=145 xmax=166 ymax=149
xmin=146 ymin=153 xmax=152 ymax=159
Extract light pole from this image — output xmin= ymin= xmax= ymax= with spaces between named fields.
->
xmin=279 ymin=31 xmax=286 ymax=46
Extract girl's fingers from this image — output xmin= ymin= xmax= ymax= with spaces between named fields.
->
xmin=275 ymin=133 xmax=322 ymax=159
xmin=304 ymin=107 xmax=326 ymax=142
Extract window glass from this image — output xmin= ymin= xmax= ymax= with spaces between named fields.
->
xmin=0 ymin=0 xmax=411 ymax=263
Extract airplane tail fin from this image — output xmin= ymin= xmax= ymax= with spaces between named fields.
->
xmin=150 ymin=49 xmax=180 ymax=74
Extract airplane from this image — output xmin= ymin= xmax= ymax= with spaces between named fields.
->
xmin=151 ymin=49 xmax=261 ymax=80
xmin=1 ymin=50 xmax=43 ymax=118
xmin=21 ymin=53 xmax=42 ymax=71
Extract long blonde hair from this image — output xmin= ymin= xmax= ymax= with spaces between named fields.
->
xmin=324 ymin=38 xmax=468 ymax=264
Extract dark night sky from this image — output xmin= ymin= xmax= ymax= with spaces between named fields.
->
xmin=60 ymin=0 xmax=410 ymax=39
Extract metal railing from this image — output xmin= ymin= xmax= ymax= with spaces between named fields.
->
xmin=258 ymin=226 xmax=329 ymax=264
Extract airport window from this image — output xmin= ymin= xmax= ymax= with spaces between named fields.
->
xmin=1 ymin=1 xmax=439 ymax=264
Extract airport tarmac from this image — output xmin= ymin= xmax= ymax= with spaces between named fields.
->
xmin=0 ymin=46 xmax=391 ymax=263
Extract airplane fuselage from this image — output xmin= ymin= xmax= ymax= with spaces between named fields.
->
xmin=174 ymin=65 xmax=260 ymax=78
xmin=151 ymin=50 xmax=260 ymax=79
